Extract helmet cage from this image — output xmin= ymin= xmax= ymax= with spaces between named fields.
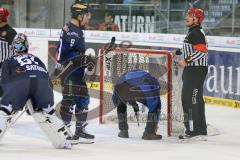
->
xmin=12 ymin=33 xmax=29 ymax=53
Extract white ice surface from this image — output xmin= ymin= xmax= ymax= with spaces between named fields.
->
xmin=0 ymin=105 xmax=240 ymax=160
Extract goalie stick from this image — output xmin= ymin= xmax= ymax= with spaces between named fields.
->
xmin=7 ymin=100 xmax=32 ymax=127
xmin=7 ymin=108 xmax=27 ymax=127
xmin=0 ymin=109 xmax=27 ymax=141
xmin=0 ymin=101 xmax=32 ymax=141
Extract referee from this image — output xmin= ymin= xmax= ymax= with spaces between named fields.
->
xmin=0 ymin=7 xmax=17 ymax=96
xmin=173 ymin=7 xmax=208 ymax=139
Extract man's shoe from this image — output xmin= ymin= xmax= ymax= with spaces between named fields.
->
xmin=118 ymin=130 xmax=129 ymax=138
xmin=142 ymin=132 xmax=162 ymax=140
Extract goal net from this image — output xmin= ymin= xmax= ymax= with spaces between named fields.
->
xmin=99 ymin=48 xmax=185 ymax=136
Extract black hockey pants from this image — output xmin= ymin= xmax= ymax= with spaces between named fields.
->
xmin=117 ymin=103 xmax=160 ymax=133
xmin=182 ymin=66 xmax=208 ymax=136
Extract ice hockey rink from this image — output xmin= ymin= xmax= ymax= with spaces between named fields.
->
xmin=0 ymin=102 xmax=240 ymax=160
xmin=1 ymin=0 xmax=240 ymax=159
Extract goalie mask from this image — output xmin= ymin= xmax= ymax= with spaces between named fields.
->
xmin=0 ymin=7 xmax=9 ymax=23
xmin=12 ymin=33 xmax=29 ymax=53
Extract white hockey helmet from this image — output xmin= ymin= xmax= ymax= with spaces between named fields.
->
xmin=12 ymin=33 xmax=29 ymax=53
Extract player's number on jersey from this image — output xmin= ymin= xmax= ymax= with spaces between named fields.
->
xmin=17 ymin=56 xmax=39 ymax=66
xmin=70 ymin=39 xmax=75 ymax=47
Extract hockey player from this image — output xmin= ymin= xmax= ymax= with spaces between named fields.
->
xmin=0 ymin=7 xmax=17 ymax=96
xmin=56 ymin=0 xmax=94 ymax=144
xmin=0 ymin=33 xmax=72 ymax=149
xmin=112 ymin=70 xmax=162 ymax=140
xmin=173 ymin=7 xmax=208 ymax=140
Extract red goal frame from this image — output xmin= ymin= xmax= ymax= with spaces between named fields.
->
xmin=99 ymin=48 xmax=173 ymax=136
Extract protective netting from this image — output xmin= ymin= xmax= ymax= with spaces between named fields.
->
xmin=99 ymin=48 xmax=185 ymax=136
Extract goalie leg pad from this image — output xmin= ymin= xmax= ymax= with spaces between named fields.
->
xmin=0 ymin=105 xmax=15 ymax=142
xmin=0 ymin=111 xmax=10 ymax=142
xmin=32 ymin=112 xmax=73 ymax=149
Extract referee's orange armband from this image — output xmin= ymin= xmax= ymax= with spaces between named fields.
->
xmin=193 ymin=44 xmax=208 ymax=53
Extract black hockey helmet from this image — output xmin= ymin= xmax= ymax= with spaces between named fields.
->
xmin=12 ymin=33 xmax=29 ymax=53
xmin=71 ymin=0 xmax=89 ymax=18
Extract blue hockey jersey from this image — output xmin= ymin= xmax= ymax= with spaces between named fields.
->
xmin=1 ymin=53 xmax=48 ymax=84
xmin=112 ymin=70 xmax=161 ymax=112
xmin=56 ymin=22 xmax=86 ymax=64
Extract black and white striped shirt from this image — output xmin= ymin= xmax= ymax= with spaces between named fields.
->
xmin=181 ymin=25 xmax=208 ymax=67
xmin=0 ymin=24 xmax=17 ymax=66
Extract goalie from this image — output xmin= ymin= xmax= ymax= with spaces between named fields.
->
xmin=0 ymin=33 xmax=72 ymax=149
xmin=112 ymin=70 xmax=162 ymax=140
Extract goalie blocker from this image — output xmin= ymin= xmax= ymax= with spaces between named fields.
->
xmin=0 ymin=33 xmax=72 ymax=149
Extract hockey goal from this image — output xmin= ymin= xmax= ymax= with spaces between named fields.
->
xmin=99 ymin=48 xmax=184 ymax=136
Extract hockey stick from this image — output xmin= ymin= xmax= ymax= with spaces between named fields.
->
xmin=54 ymin=61 xmax=73 ymax=79
xmin=0 ymin=102 xmax=31 ymax=141
xmin=96 ymin=36 xmax=116 ymax=58
xmin=135 ymin=112 xmax=140 ymax=127
xmin=132 ymin=104 xmax=140 ymax=127
xmin=7 ymin=107 xmax=27 ymax=127
xmin=7 ymin=100 xmax=33 ymax=127
xmin=53 ymin=37 xmax=116 ymax=79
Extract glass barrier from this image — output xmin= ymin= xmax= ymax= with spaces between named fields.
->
xmin=0 ymin=0 xmax=239 ymax=36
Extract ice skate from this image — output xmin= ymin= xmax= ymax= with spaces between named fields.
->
xmin=67 ymin=124 xmax=94 ymax=144
xmin=178 ymin=134 xmax=207 ymax=142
